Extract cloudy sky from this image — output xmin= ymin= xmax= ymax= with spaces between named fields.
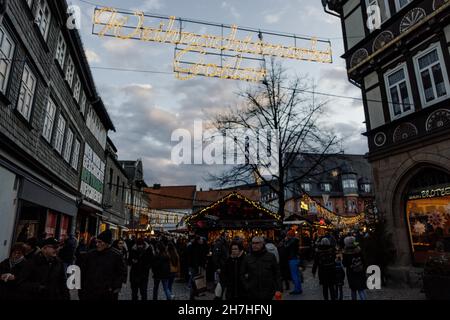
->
xmin=74 ymin=0 xmax=368 ymax=188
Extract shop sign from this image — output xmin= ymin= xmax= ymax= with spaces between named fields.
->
xmin=408 ymin=185 xmax=450 ymax=200
xmin=80 ymin=144 xmax=105 ymax=204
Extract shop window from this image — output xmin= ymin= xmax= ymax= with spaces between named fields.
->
xmin=407 ymin=196 xmax=450 ymax=264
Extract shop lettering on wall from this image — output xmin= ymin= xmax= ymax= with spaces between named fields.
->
xmin=408 ymin=186 xmax=450 ymax=200
xmin=80 ymin=144 xmax=105 ymax=204
xmin=92 ymin=7 xmax=332 ymax=82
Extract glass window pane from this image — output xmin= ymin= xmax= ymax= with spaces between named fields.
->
xmin=388 ymin=69 xmax=405 ymax=86
xmin=431 ymin=64 xmax=446 ymax=98
xmin=418 ymin=50 xmax=438 ymax=70
xmin=390 ymin=87 xmax=401 ymax=115
xmin=421 ymin=70 xmax=435 ymax=102
xmin=399 ymin=82 xmax=411 ymax=111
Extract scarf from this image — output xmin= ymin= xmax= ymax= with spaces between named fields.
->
xmin=9 ymin=256 xmax=25 ymax=269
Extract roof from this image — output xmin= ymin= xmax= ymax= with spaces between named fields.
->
xmin=287 ymin=153 xmax=374 ymax=197
xmin=145 ymin=186 xmax=196 ymax=210
xmin=193 ymin=188 xmax=261 ymax=209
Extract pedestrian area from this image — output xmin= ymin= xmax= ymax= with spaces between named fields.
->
xmin=124 ymin=266 xmax=425 ymax=300
xmin=71 ymin=263 xmax=426 ymax=301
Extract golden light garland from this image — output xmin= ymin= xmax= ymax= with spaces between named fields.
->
xmin=185 ymin=191 xmax=281 ymax=224
xmin=300 ymin=194 xmax=365 ymax=228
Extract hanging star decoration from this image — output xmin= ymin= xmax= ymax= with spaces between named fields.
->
xmin=427 ymin=211 xmax=447 ymax=230
xmin=413 ymin=221 xmax=426 ymax=236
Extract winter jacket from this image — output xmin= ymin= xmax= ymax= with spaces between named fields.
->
xmin=0 ymin=257 xmax=26 ymax=300
xmin=18 ymin=253 xmax=69 ymax=300
xmin=79 ymin=247 xmax=127 ymax=300
xmin=265 ymin=243 xmax=279 ymax=263
xmin=128 ymin=244 xmax=153 ymax=284
xmin=343 ymin=246 xmax=367 ymax=290
xmin=212 ymin=238 xmax=229 ymax=271
xmin=312 ymin=246 xmax=336 ymax=285
xmin=241 ymin=249 xmax=282 ymax=300
xmin=223 ymin=253 xmax=246 ymax=300
xmin=186 ymin=242 xmax=207 ymax=271
xmin=285 ymin=237 xmax=300 ymax=260
xmin=152 ymin=254 xmax=171 ymax=279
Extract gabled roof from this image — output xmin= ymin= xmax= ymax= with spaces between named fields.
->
xmin=145 ymin=185 xmax=196 ymax=210
xmin=193 ymin=188 xmax=261 ymax=208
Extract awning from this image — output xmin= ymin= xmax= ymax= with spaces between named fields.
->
xmin=19 ymin=179 xmax=77 ymax=217
xmin=283 ymin=220 xmax=311 ymax=225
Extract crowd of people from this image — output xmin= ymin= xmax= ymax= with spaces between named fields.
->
xmin=0 ymin=228 xmax=369 ymax=301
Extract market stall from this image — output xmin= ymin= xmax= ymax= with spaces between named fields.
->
xmin=185 ymin=192 xmax=282 ymax=244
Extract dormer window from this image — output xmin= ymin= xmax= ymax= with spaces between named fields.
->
xmin=361 ymin=184 xmax=371 ymax=193
xmin=301 ymin=183 xmax=311 ymax=192
xmin=343 ymin=179 xmax=357 ymax=189
xmin=322 ymin=183 xmax=331 ymax=192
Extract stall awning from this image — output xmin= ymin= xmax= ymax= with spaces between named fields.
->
xmin=19 ymin=179 xmax=77 ymax=217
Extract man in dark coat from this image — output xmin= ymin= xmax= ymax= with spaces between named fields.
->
xmin=79 ymin=230 xmax=127 ymax=300
xmin=241 ymin=236 xmax=282 ymax=300
xmin=128 ymin=238 xmax=153 ymax=301
xmin=312 ymin=238 xmax=337 ymax=300
xmin=186 ymin=236 xmax=208 ymax=300
xmin=18 ymin=238 xmax=69 ymax=300
xmin=0 ymin=243 xmax=26 ymax=300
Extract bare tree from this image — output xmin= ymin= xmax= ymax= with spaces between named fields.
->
xmin=208 ymin=60 xmax=341 ymax=219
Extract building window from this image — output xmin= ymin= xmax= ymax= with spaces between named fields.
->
xmin=414 ymin=44 xmax=450 ymax=108
xmin=109 ymin=168 xmax=113 ymax=190
xmin=80 ymin=91 xmax=86 ymax=115
xmin=17 ymin=64 xmax=37 ymax=121
xmin=63 ymin=129 xmax=73 ymax=163
xmin=54 ymin=115 xmax=66 ymax=154
xmin=301 ymin=183 xmax=311 ymax=192
xmin=116 ymin=176 xmax=120 ymax=196
xmin=384 ymin=64 xmax=414 ymax=120
xmin=42 ymin=98 xmax=56 ymax=142
xmin=343 ymin=179 xmax=357 ymax=188
xmin=55 ymin=33 xmax=66 ymax=67
xmin=65 ymin=56 xmax=75 ymax=87
xmin=325 ymin=201 xmax=333 ymax=211
xmin=0 ymin=26 xmax=15 ymax=94
xmin=366 ymin=0 xmax=391 ymax=30
xmin=35 ymin=0 xmax=51 ymax=40
xmin=122 ymin=182 xmax=125 ymax=201
xmin=395 ymin=0 xmax=412 ymax=11
xmin=322 ymin=183 xmax=331 ymax=192
xmin=361 ymin=184 xmax=371 ymax=193
xmin=73 ymin=76 xmax=81 ymax=102
xmin=71 ymin=139 xmax=80 ymax=170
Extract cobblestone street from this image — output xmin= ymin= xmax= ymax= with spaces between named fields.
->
xmin=111 ymin=263 xmax=427 ymax=301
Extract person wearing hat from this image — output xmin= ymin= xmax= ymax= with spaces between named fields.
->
xmin=312 ymin=238 xmax=337 ymax=300
xmin=23 ymin=237 xmax=40 ymax=260
xmin=18 ymin=238 xmax=69 ymax=300
xmin=342 ymin=236 xmax=367 ymax=300
xmin=79 ymin=229 xmax=127 ymax=300
xmin=0 ymin=243 xmax=26 ymax=300
xmin=284 ymin=230 xmax=303 ymax=295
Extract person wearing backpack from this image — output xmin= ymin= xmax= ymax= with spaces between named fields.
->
xmin=342 ymin=236 xmax=367 ymax=300
xmin=312 ymin=238 xmax=336 ymax=300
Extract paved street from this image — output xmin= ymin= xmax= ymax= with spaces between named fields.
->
xmin=110 ymin=263 xmax=426 ymax=301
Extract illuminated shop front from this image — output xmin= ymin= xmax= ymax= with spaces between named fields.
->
xmin=406 ymin=186 xmax=450 ymax=265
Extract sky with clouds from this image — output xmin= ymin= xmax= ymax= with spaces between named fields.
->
xmin=74 ymin=0 xmax=368 ymax=189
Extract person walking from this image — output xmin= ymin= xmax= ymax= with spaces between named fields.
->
xmin=0 ymin=243 xmax=26 ymax=300
xmin=312 ymin=238 xmax=337 ymax=300
xmin=284 ymin=230 xmax=303 ymax=295
xmin=18 ymin=238 xmax=69 ymax=300
xmin=128 ymin=238 xmax=153 ymax=301
xmin=335 ymin=255 xmax=346 ymax=300
xmin=152 ymin=242 xmax=172 ymax=300
xmin=241 ymin=236 xmax=282 ymax=300
xmin=167 ymin=242 xmax=180 ymax=299
xmin=78 ymin=230 xmax=127 ymax=300
xmin=186 ymin=236 xmax=208 ymax=300
xmin=222 ymin=240 xmax=246 ymax=300
xmin=343 ymin=236 xmax=367 ymax=300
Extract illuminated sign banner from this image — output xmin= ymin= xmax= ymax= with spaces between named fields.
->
xmin=92 ymin=7 xmax=333 ymax=82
